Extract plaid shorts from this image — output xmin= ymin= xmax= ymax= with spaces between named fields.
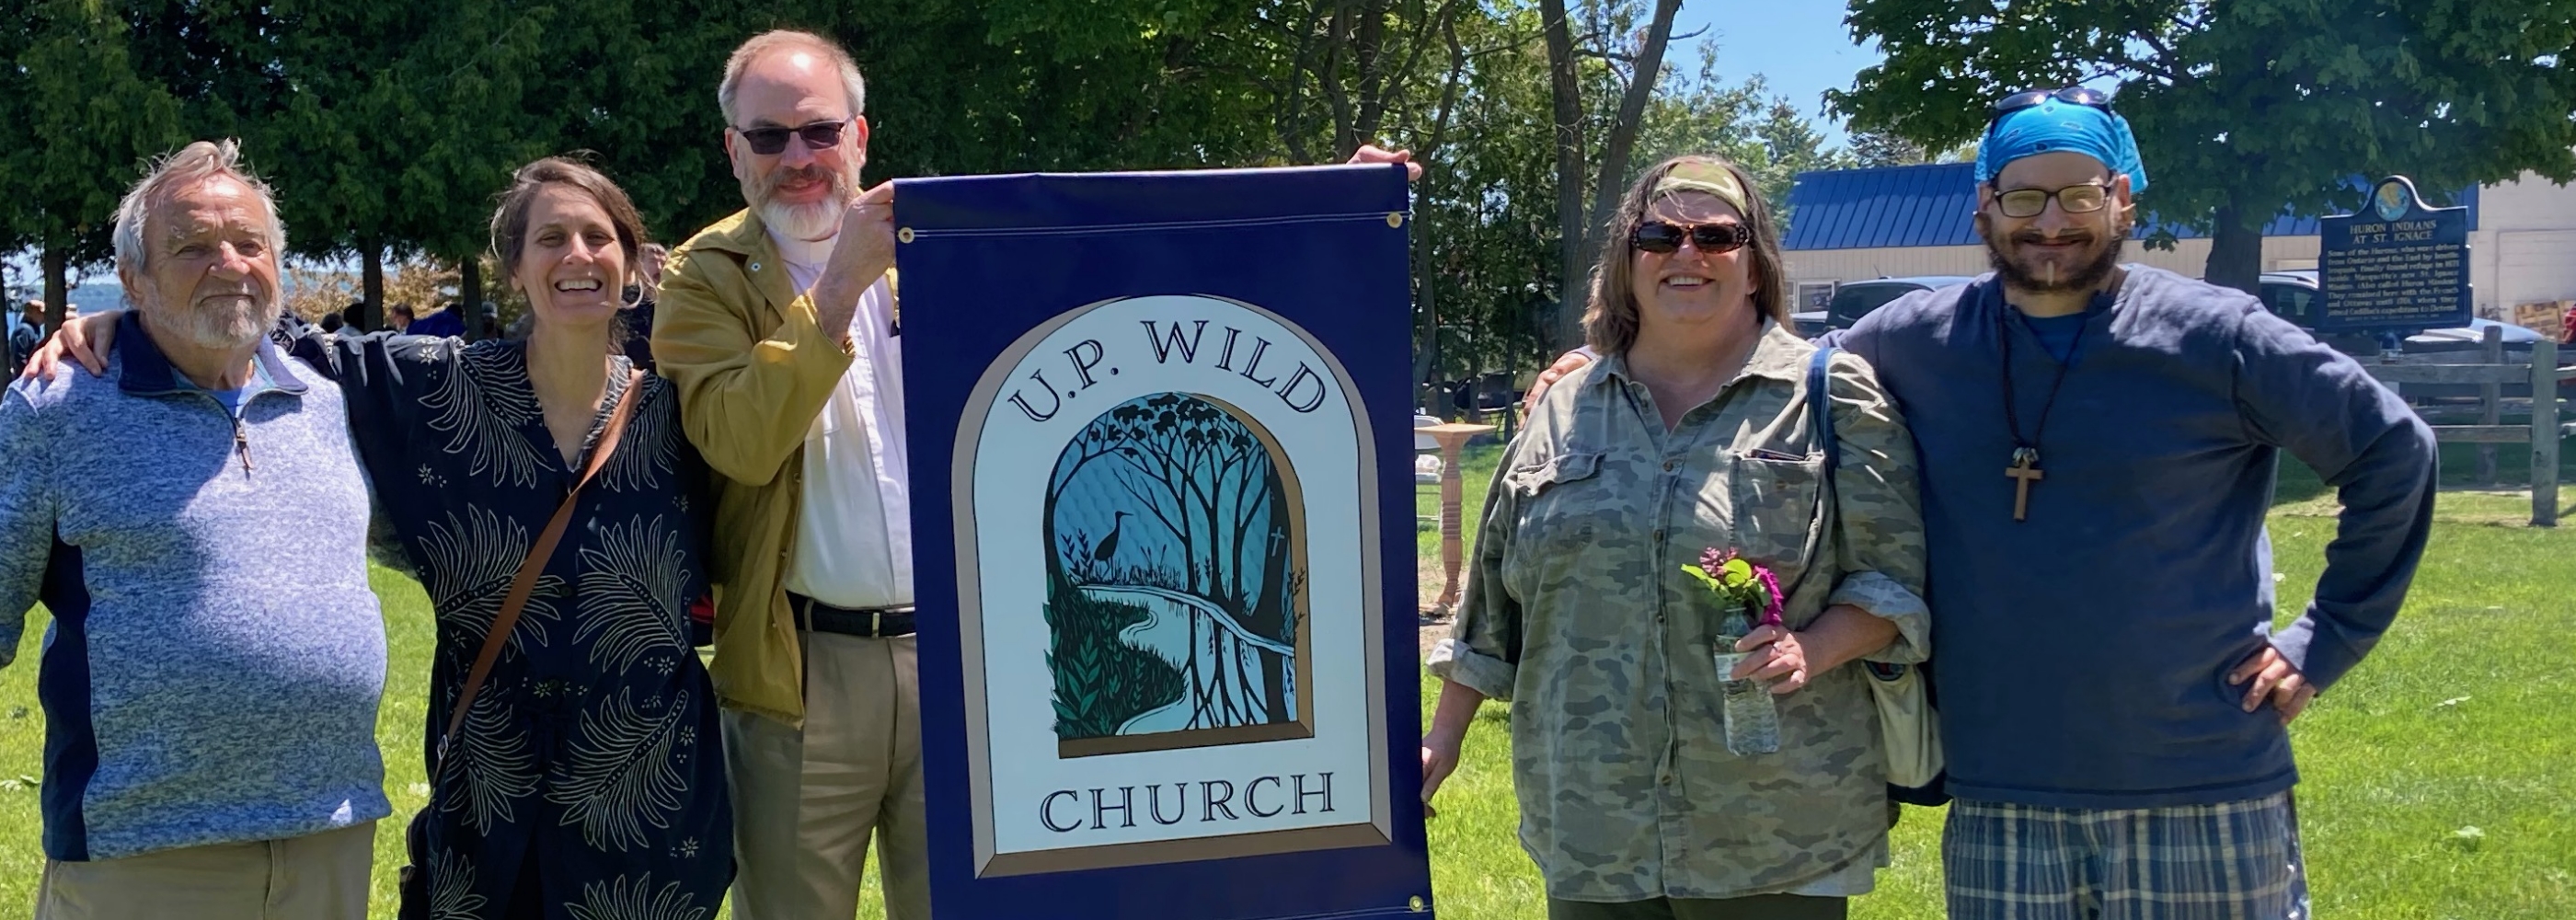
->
xmin=1943 ymin=791 xmax=2312 ymax=920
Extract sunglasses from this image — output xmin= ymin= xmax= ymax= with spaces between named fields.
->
xmin=732 ymin=118 xmax=854 ymax=155
xmin=1992 ymin=182 xmax=2112 ymax=219
xmin=1630 ymin=220 xmax=1754 ymax=255
xmin=1985 ymin=86 xmax=2112 ymax=133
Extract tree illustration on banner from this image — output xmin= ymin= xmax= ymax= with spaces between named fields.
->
xmin=1043 ymin=392 xmax=1309 ymax=754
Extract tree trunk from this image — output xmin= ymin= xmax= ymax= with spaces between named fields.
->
xmin=1583 ymin=0 xmax=1684 ymax=237
xmin=358 ymin=241 xmax=385 ymax=331
xmin=1539 ymin=0 xmax=1589 ymax=353
xmin=2203 ymin=200 xmax=2265 ymax=296
xmin=40 ymin=245 xmax=68 ymax=334
xmin=458 ymin=256 xmax=482 ymax=340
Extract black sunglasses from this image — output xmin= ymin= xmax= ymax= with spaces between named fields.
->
xmin=1630 ymin=220 xmax=1754 ymax=255
xmin=732 ymin=118 xmax=854 ymax=155
xmin=1985 ymin=86 xmax=2112 ymax=133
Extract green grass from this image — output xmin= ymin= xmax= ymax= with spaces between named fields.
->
xmin=1415 ymin=448 xmax=2576 ymax=920
xmin=2 ymin=440 xmax=2569 ymax=918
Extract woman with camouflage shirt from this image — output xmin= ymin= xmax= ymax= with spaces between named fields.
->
xmin=1423 ymin=155 xmax=1930 ymax=920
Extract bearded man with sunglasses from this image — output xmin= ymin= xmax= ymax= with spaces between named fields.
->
xmin=653 ymin=29 xmax=1421 ymax=919
xmin=1529 ymin=91 xmax=2438 ymax=919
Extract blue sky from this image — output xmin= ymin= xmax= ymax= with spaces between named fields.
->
xmin=1672 ymin=1 xmax=1880 ymax=145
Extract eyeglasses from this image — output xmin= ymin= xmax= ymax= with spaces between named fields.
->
xmin=1991 ymin=182 xmax=2111 ymax=219
xmin=732 ymin=118 xmax=854 ymax=155
xmin=1630 ymin=220 xmax=1754 ymax=255
xmin=1985 ymin=86 xmax=2112 ymax=133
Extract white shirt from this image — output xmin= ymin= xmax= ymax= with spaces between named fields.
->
xmin=774 ymin=231 xmax=914 ymax=609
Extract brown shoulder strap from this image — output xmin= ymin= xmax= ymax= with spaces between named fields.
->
xmin=434 ymin=368 xmax=649 ymax=764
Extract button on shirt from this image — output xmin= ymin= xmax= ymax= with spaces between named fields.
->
xmin=771 ymin=232 xmax=912 ymax=610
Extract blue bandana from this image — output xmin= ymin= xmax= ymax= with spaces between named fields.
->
xmin=1974 ymin=98 xmax=2149 ymax=195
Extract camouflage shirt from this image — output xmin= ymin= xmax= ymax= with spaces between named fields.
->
xmin=1429 ymin=323 xmax=1930 ymax=901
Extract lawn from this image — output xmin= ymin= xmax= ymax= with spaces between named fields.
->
xmin=0 ymin=440 xmax=2569 ymax=918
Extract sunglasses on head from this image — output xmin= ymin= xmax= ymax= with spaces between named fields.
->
xmin=1985 ymin=86 xmax=2112 ymax=133
xmin=733 ymin=118 xmax=854 ymax=155
xmin=1630 ymin=220 xmax=1754 ymax=255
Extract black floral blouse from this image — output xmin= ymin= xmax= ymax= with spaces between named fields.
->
xmin=282 ymin=324 xmax=730 ymax=919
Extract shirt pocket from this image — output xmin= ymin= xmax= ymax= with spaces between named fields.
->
xmin=1725 ymin=449 xmax=1825 ymax=584
xmin=1499 ymin=451 xmax=1604 ymax=584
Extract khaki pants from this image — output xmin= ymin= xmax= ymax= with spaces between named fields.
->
xmin=1547 ymin=894 xmax=1848 ymax=920
xmin=32 ymin=821 xmax=375 ymax=920
xmin=726 ymin=632 xmax=928 ymax=919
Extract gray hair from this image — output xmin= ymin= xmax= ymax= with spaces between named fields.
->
xmin=718 ymin=30 xmax=867 ymax=127
xmin=111 ymin=140 xmax=286 ymax=276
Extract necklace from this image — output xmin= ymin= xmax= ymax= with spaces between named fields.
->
xmin=1997 ymin=294 xmax=2092 ymax=522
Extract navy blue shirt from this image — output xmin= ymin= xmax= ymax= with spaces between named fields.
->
xmin=1831 ymin=267 xmax=2437 ymax=809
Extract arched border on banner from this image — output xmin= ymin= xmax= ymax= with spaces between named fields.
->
xmin=949 ymin=293 xmax=1390 ymax=879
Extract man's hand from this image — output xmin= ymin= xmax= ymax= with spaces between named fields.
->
xmin=1349 ymin=144 xmax=1425 ymax=182
xmin=810 ymin=181 xmax=898 ymax=347
xmin=1522 ymin=349 xmax=1594 ymax=414
xmin=20 ymin=310 xmax=120 ymax=381
xmin=2229 ymin=645 xmax=2317 ymax=724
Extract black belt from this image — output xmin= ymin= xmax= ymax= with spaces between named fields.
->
xmin=788 ymin=592 xmax=916 ymax=638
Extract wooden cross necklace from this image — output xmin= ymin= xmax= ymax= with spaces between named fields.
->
xmin=1998 ymin=302 xmax=2091 ymax=522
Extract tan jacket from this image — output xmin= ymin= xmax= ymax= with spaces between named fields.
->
xmin=652 ymin=207 xmax=890 ymax=726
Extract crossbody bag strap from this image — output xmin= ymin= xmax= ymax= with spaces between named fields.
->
xmin=1807 ymin=345 xmax=1840 ymax=477
xmin=433 ymin=368 xmax=649 ymax=765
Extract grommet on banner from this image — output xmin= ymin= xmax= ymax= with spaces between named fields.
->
xmin=1386 ymin=213 xmax=1406 ymax=228
xmin=1409 ymin=895 xmax=1428 ymax=912
xmin=898 ymin=227 xmax=916 ymax=244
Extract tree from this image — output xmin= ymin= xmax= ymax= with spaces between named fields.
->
xmin=4 ymin=0 xmax=184 ymax=331
xmin=1831 ymin=0 xmax=2576 ymax=293
xmin=1536 ymin=0 xmax=1682 ymax=351
xmin=1846 ymin=129 xmax=1927 ymax=168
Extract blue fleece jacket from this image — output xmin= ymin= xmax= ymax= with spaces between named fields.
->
xmin=1832 ymin=267 xmax=2438 ymax=809
xmin=0 ymin=314 xmax=389 ymax=861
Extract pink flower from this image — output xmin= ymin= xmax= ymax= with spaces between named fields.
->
xmin=1754 ymin=566 xmax=1785 ymax=627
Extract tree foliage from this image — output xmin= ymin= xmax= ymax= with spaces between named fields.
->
xmin=1831 ymin=0 xmax=2576 ymax=293
xmin=7 ymin=0 xmax=1857 ymax=394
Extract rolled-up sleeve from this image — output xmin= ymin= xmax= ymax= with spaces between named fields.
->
xmin=1820 ymin=352 xmax=1931 ymax=664
xmin=1426 ymin=436 xmax=1533 ymax=700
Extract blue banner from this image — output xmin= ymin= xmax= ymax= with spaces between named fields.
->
xmin=893 ymin=165 xmax=1434 ymax=920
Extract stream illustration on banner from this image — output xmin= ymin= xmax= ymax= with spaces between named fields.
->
xmin=1042 ymin=392 xmax=1311 ymax=757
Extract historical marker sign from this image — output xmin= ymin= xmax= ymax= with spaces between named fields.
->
xmin=2316 ymin=175 xmax=2472 ymax=332
xmin=895 ymin=166 xmax=1434 ymax=919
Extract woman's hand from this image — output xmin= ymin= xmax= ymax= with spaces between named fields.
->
xmin=1732 ymin=604 xmax=1902 ymax=695
xmin=1522 ymin=349 xmax=1595 ymax=414
xmin=1420 ymin=727 xmax=1465 ymax=818
xmin=19 ymin=310 xmax=121 ymax=381
xmin=1731 ymin=625 xmax=1813 ymax=695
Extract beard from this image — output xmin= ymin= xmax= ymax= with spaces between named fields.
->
xmin=1980 ymin=213 xmax=2128 ymax=293
xmin=744 ymin=161 xmax=859 ymax=242
xmin=147 ymin=292 xmax=270 ymax=351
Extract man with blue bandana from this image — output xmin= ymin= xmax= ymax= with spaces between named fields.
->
xmin=1528 ymin=89 xmax=2437 ymax=918
xmin=1846 ymin=89 xmax=2434 ymax=920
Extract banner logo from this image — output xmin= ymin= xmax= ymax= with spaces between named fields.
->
xmin=952 ymin=293 xmax=1390 ymax=878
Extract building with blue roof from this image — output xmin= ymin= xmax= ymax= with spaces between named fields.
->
xmin=1777 ymin=162 xmax=2576 ymax=322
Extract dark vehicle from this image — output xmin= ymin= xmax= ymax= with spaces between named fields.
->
xmin=1791 ymin=276 xmax=1976 ymax=339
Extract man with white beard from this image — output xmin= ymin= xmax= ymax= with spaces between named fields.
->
xmin=0 ymin=140 xmax=386 ymax=919
xmin=655 ymin=30 xmax=1420 ymax=917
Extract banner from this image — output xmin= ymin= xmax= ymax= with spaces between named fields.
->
xmin=894 ymin=166 xmax=1435 ymax=920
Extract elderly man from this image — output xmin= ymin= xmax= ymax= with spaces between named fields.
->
xmin=0 ymin=140 xmax=387 ymax=919
xmin=656 ymin=29 xmax=1419 ymax=918
xmin=1531 ymin=91 xmax=2437 ymax=919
